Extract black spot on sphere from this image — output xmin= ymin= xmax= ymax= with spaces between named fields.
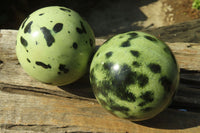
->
xmin=128 ymin=32 xmax=138 ymax=37
xmin=140 ymin=91 xmax=154 ymax=103
xmin=35 ymin=61 xmax=51 ymax=69
xmin=27 ymin=58 xmax=31 ymax=63
xmin=53 ymin=23 xmax=63 ymax=33
xmin=138 ymin=102 xmax=146 ymax=107
xmin=111 ymin=64 xmax=137 ymax=87
xmin=76 ymin=21 xmax=87 ymax=34
xmin=110 ymin=104 xmax=130 ymax=112
xmin=130 ymin=50 xmax=140 ymax=57
xmin=40 ymin=27 xmax=55 ymax=47
xmin=103 ymin=62 xmax=113 ymax=71
xmin=96 ymin=52 xmax=100 ymax=57
xmin=164 ymin=47 xmax=169 ymax=53
xmin=59 ymin=64 xmax=69 ymax=73
xmin=122 ymin=91 xmax=136 ymax=102
xmin=24 ymin=21 xmax=33 ymax=34
xmin=132 ymin=61 xmax=141 ymax=67
xmin=127 ymin=32 xmax=138 ymax=40
xmin=39 ymin=13 xmax=44 ymax=16
xmin=20 ymin=36 xmax=28 ymax=47
xmin=73 ymin=42 xmax=78 ymax=49
xmin=121 ymin=41 xmax=131 ymax=47
xmin=148 ymin=63 xmax=161 ymax=73
xmin=59 ymin=7 xmax=71 ymax=12
xmin=105 ymin=51 xmax=113 ymax=58
xmin=144 ymin=35 xmax=157 ymax=42
xmin=160 ymin=76 xmax=172 ymax=92
xmin=137 ymin=74 xmax=149 ymax=87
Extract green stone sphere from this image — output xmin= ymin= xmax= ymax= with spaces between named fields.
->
xmin=16 ymin=6 xmax=95 ymax=86
xmin=90 ymin=31 xmax=179 ymax=121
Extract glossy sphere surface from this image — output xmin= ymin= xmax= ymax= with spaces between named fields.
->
xmin=90 ymin=31 xmax=179 ymax=121
xmin=16 ymin=6 xmax=95 ymax=85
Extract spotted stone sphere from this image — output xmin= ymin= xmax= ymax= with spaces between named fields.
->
xmin=16 ymin=6 xmax=95 ymax=85
xmin=90 ymin=31 xmax=179 ymax=121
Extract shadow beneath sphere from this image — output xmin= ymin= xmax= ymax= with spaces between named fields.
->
xmin=59 ymin=73 xmax=95 ymax=99
xmin=135 ymin=109 xmax=200 ymax=129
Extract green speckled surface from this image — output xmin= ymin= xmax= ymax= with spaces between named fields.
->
xmin=16 ymin=6 xmax=95 ymax=85
xmin=90 ymin=31 xmax=179 ymax=121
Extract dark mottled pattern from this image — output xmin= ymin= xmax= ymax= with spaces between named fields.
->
xmin=105 ymin=51 xmax=113 ymax=58
xmin=59 ymin=64 xmax=69 ymax=73
xmin=35 ymin=61 xmax=51 ymax=69
xmin=27 ymin=58 xmax=31 ymax=63
xmin=148 ymin=63 xmax=161 ymax=73
xmin=132 ymin=61 xmax=141 ymax=67
xmin=115 ymin=64 xmax=137 ymax=86
xmin=138 ymin=102 xmax=146 ymax=107
xmin=130 ymin=50 xmax=140 ymax=57
xmin=137 ymin=74 xmax=149 ymax=87
xmin=40 ymin=27 xmax=55 ymax=47
xmin=99 ymin=81 xmax=111 ymax=97
xmin=20 ymin=36 xmax=28 ymax=47
xmin=21 ymin=16 xmax=29 ymax=29
xmin=53 ymin=23 xmax=63 ymax=33
xmin=140 ymin=91 xmax=154 ymax=102
xmin=118 ymin=90 xmax=136 ymax=102
xmin=90 ymin=61 xmax=155 ymax=116
xmin=39 ymin=13 xmax=44 ymax=16
xmin=90 ymin=68 xmax=96 ymax=84
xmin=73 ymin=42 xmax=78 ymax=49
xmin=107 ymin=64 xmax=137 ymax=102
xmin=24 ymin=21 xmax=33 ymax=34
xmin=59 ymin=7 xmax=71 ymax=12
xmin=103 ymin=62 xmax=114 ymax=71
xmin=121 ymin=41 xmax=131 ymax=47
xmin=144 ymin=35 xmax=157 ymax=42
xmin=110 ymin=105 xmax=130 ymax=112
xmin=91 ymin=63 xmax=151 ymax=103
xmin=160 ymin=76 xmax=172 ymax=92
xmin=76 ymin=21 xmax=87 ymax=34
